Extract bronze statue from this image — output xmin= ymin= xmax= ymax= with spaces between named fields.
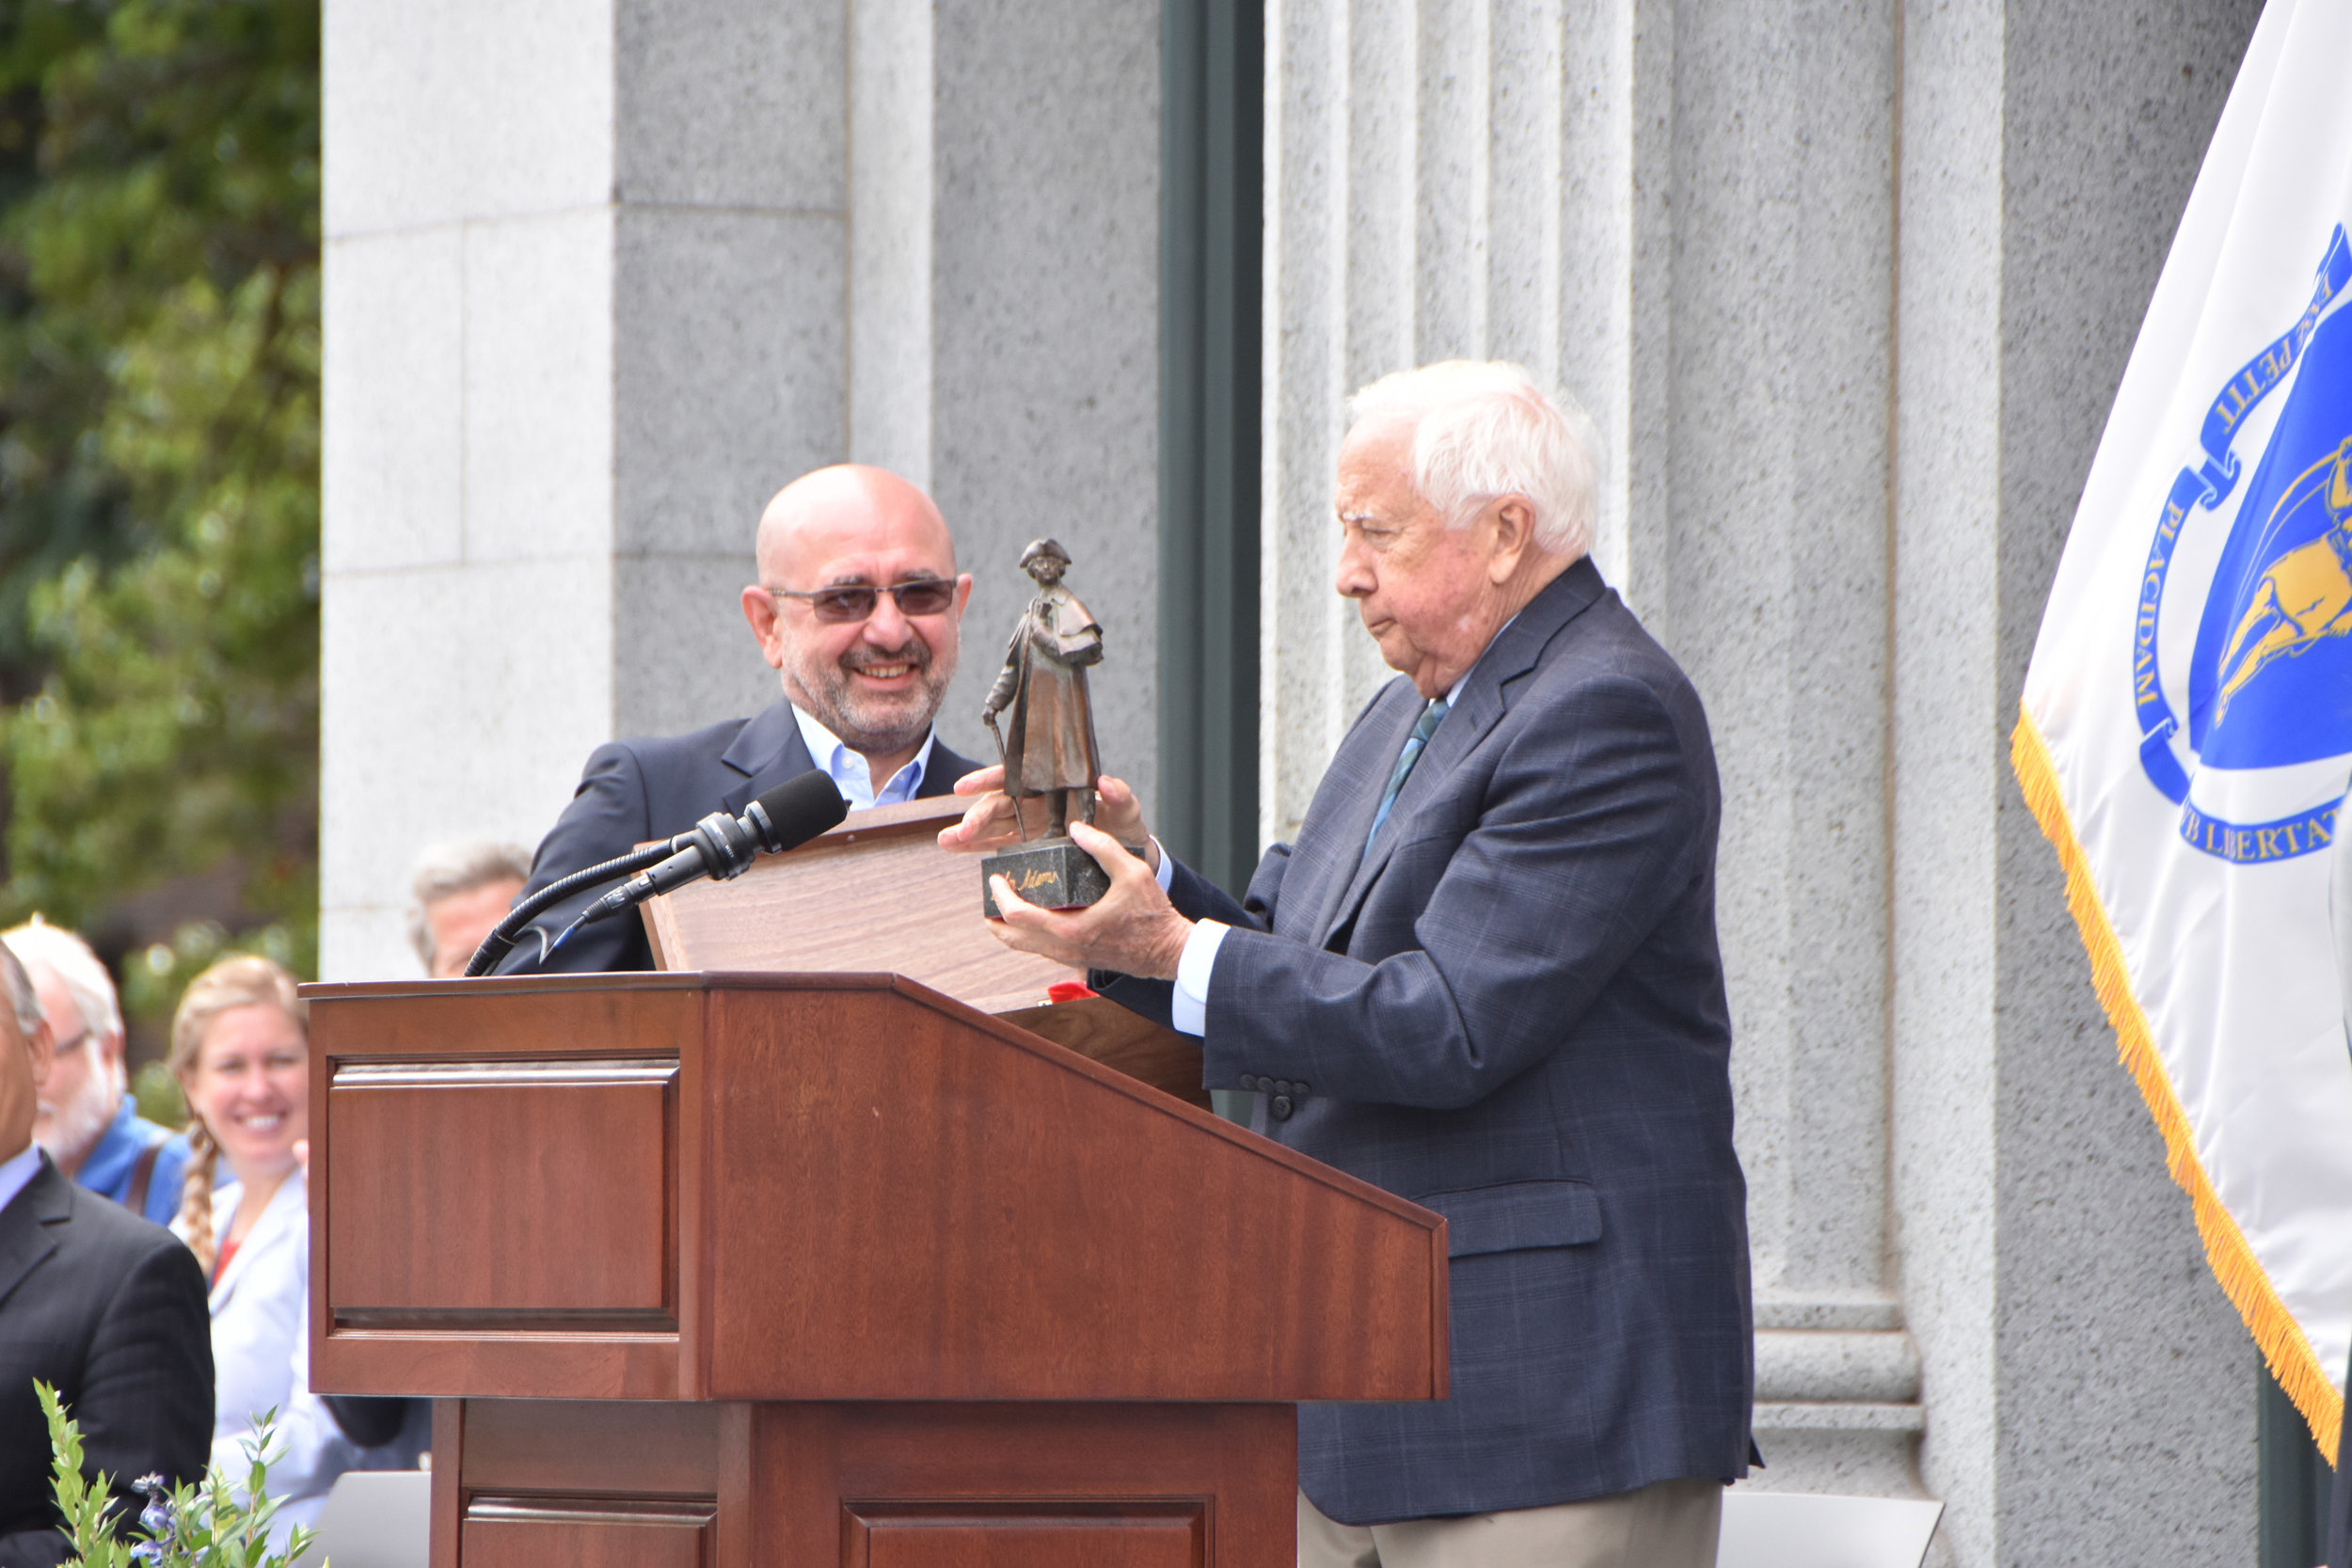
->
xmin=977 ymin=539 xmax=1128 ymax=915
xmin=981 ymin=538 xmax=1104 ymax=839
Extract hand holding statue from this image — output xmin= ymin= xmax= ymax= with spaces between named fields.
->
xmin=938 ymin=767 xmax=1153 ymax=863
xmin=955 ymin=538 xmax=1168 ymax=922
xmin=939 ymin=768 xmax=1188 ymax=979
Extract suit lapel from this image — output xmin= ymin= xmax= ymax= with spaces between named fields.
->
xmin=1315 ymin=561 xmax=1608 ymax=945
xmin=716 ymin=701 xmax=818 ymax=816
xmin=1295 ymin=684 xmax=1425 ymax=945
xmin=0 ymin=1161 xmax=69 ymax=1312
xmin=916 ymin=740 xmax=981 ymax=798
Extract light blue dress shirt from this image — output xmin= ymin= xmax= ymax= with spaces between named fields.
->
xmin=789 ymin=704 xmax=938 ymax=812
xmin=0 ymin=1139 xmax=41 ymax=1213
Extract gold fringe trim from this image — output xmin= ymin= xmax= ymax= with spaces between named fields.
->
xmin=2011 ymin=708 xmax=2343 ymax=1463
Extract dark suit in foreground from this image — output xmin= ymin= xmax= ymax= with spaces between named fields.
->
xmin=499 ymin=699 xmax=980 ymax=975
xmin=1104 ymin=559 xmax=1752 ymax=1523
xmin=0 ymin=1159 xmax=212 ymax=1566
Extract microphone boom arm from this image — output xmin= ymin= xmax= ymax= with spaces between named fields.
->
xmin=460 ymin=773 xmax=850 ymax=978
xmin=461 ymin=836 xmax=690 ymax=977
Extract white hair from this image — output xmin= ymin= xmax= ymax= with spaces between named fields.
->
xmin=1345 ymin=360 xmax=1601 ymax=559
xmin=0 ymin=946 xmax=43 ymax=1041
xmin=407 ymin=841 xmax=532 ymax=970
xmin=4 ymin=916 xmax=122 ymax=1042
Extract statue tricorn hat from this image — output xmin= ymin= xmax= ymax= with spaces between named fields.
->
xmin=1019 ymin=537 xmax=1073 ymax=568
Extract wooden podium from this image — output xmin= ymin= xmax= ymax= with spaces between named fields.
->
xmin=307 ymin=958 xmax=1448 ymax=1565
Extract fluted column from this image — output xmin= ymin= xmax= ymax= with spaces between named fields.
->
xmin=1262 ymin=0 xmax=2266 ymax=1556
xmin=1263 ymin=0 xmax=1920 ymax=1496
xmin=1263 ymin=0 xmax=1674 ymax=844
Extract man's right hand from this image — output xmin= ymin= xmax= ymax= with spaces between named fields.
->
xmin=937 ymin=768 xmax=1156 ymax=870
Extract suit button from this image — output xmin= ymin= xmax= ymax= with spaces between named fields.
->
xmin=1269 ymin=1094 xmax=1295 ymax=1120
xmin=1239 ymin=1074 xmax=1259 ymax=1091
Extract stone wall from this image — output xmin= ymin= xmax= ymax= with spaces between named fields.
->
xmin=321 ymin=0 xmax=1161 ymax=980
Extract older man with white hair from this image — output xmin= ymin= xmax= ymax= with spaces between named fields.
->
xmin=4 ymin=919 xmax=190 ymax=1226
xmin=949 ymin=361 xmax=1754 ymax=1567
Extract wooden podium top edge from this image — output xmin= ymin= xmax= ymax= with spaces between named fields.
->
xmin=299 ymin=968 xmax=1444 ymax=1235
xmin=627 ymin=794 xmax=968 ymax=855
xmin=298 ymin=970 xmax=912 ymax=1000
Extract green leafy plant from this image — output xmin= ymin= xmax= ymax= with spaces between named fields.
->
xmin=39 ymin=1380 xmax=322 ymax=1567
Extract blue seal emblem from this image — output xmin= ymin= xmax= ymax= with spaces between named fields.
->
xmin=2132 ymin=225 xmax=2352 ymax=863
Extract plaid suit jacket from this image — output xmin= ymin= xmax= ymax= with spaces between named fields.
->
xmin=1104 ymin=558 xmax=1753 ymax=1523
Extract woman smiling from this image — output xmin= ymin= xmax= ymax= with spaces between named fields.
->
xmin=167 ymin=955 xmax=381 ymax=1539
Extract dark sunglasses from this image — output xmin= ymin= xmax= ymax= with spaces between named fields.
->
xmin=765 ymin=578 xmax=957 ymax=624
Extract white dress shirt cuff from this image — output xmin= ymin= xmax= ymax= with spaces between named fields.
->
xmin=1171 ymin=920 xmax=1229 ymax=1037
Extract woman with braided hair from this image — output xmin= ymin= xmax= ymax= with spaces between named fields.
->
xmin=167 ymin=955 xmax=389 ymax=1542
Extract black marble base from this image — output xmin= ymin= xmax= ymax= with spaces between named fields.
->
xmin=980 ymin=837 xmax=1140 ymax=916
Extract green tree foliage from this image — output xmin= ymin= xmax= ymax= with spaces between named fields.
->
xmin=0 ymin=0 xmax=319 ymax=1011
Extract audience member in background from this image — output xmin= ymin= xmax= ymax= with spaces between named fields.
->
xmin=169 ymin=955 xmax=412 ymax=1543
xmin=5 ymin=917 xmax=191 ymax=1225
xmin=407 ymin=842 xmax=531 ymax=978
xmin=0 ymin=944 xmax=211 ymax=1565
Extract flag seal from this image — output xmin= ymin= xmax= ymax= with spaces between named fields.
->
xmin=2133 ymin=224 xmax=2352 ymax=855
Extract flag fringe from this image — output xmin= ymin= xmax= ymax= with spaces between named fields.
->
xmin=2010 ymin=708 xmax=2343 ymax=1462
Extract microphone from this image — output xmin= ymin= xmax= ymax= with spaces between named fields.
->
xmin=564 ymin=771 xmax=850 ymax=935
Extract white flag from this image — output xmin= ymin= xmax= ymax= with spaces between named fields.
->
xmin=2016 ymin=0 xmax=2352 ymax=1454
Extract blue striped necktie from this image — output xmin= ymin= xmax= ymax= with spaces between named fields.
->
xmin=1367 ymin=697 xmax=1449 ymax=847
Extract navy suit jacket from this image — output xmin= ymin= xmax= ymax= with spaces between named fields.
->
xmin=498 ymin=699 xmax=981 ymax=974
xmin=0 ymin=1160 xmax=213 ymax=1566
xmin=1101 ymin=559 xmax=1752 ymax=1523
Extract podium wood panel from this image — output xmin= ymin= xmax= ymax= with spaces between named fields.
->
xmin=644 ymin=797 xmax=1079 ymax=1013
xmin=436 ymin=1398 xmax=1288 ymax=1568
xmin=702 ymin=984 xmax=1438 ymax=1401
xmin=850 ymin=1512 xmax=1199 ymax=1568
xmin=316 ymin=976 xmax=1450 ymax=1568
xmin=766 ymin=1404 xmax=1292 ymax=1568
xmin=460 ymin=1506 xmax=712 ymax=1568
xmin=642 ymin=796 xmax=1213 ymax=1109
xmin=326 ymin=1061 xmax=674 ymax=1317
xmin=308 ymin=973 xmax=1446 ymax=1403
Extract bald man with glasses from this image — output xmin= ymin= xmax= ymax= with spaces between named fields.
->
xmin=495 ymin=465 xmax=984 ymax=975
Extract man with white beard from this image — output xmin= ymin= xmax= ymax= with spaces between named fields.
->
xmin=2 ymin=919 xmax=190 ymax=1226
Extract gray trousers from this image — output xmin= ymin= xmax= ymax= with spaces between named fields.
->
xmin=1296 ymin=1478 xmax=1724 ymax=1568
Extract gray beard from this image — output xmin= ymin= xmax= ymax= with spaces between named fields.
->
xmin=797 ymin=643 xmax=952 ymax=758
xmin=37 ymin=1064 xmax=119 ymax=1169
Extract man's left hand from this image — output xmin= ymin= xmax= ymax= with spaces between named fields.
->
xmin=987 ymin=819 xmax=1191 ymax=980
